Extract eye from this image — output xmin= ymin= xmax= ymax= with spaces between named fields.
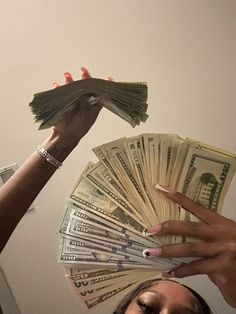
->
xmin=137 ymin=299 xmax=157 ymax=314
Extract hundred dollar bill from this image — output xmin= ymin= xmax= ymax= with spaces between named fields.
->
xmin=61 ymin=235 xmax=157 ymax=266
xmin=60 ymin=237 xmax=178 ymax=270
xmin=67 ymin=217 xmax=156 ymax=251
xmin=66 ymin=202 xmax=158 ymax=247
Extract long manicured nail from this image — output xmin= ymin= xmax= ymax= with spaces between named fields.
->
xmin=143 ymin=224 xmax=162 ymax=236
xmin=52 ymin=82 xmax=60 ymax=88
xmin=161 ymin=270 xmax=176 ymax=278
xmin=80 ymin=67 xmax=88 ymax=73
xmin=155 ymin=184 xmax=176 ymax=194
xmin=64 ymin=71 xmax=72 ymax=77
xmin=143 ymin=248 xmax=162 ymax=258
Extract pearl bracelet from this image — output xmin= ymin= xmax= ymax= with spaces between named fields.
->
xmin=36 ymin=145 xmax=62 ymax=169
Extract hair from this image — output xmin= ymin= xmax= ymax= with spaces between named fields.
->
xmin=113 ymin=278 xmax=213 ymax=314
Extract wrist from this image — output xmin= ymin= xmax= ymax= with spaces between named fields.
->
xmin=40 ymin=128 xmax=81 ymax=163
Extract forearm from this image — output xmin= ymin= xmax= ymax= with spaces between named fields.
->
xmin=0 ymin=128 xmax=80 ymax=253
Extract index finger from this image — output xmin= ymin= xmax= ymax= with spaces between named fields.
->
xmin=155 ymin=184 xmax=224 ymax=224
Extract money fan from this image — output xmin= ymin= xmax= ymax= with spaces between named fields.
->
xmin=29 ymin=78 xmax=148 ymax=129
xmin=59 ymin=134 xmax=236 ymax=311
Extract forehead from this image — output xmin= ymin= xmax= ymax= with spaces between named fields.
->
xmin=140 ymin=281 xmax=200 ymax=308
xmin=148 ymin=280 xmax=194 ymax=295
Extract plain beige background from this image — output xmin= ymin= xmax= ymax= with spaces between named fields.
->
xmin=0 ymin=0 xmax=236 ymax=313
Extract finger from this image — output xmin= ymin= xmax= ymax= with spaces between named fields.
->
xmin=157 ymin=186 xmax=223 ymax=224
xmin=64 ymin=72 xmax=74 ymax=84
xmin=81 ymin=67 xmax=91 ymax=79
xmin=145 ymin=221 xmax=214 ymax=240
xmin=80 ymin=95 xmax=102 ymax=111
xmin=162 ymin=257 xmax=219 ymax=278
xmin=144 ymin=241 xmax=226 ymax=258
xmin=52 ymin=82 xmax=60 ymax=89
xmin=87 ymin=96 xmax=101 ymax=107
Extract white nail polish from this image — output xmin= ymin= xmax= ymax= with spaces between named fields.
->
xmin=143 ymin=229 xmax=155 ymax=237
xmin=155 ymin=184 xmax=170 ymax=193
xmin=143 ymin=249 xmax=150 ymax=258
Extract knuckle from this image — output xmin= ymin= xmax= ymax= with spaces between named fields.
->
xmin=226 ymin=242 xmax=236 ymax=255
xmin=188 ymin=222 xmax=200 ymax=235
xmin=187 ymin=242 xmax=199 ymax=255
xmin=161 ymin=221 xmax=175 ymax=233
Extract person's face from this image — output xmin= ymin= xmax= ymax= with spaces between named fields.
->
xmin=125 ymin=280 xmax=204 ymax=314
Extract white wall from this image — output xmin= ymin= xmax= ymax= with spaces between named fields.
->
xmin=0 ymin=1 xmax=235 ymax=313
xmin=0 ymin=267 xmax=21 ymax=314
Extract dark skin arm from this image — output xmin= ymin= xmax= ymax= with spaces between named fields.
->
xmin=0 ymin=68 xmax=103 ymax=253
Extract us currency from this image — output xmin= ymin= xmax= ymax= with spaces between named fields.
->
xmin=84 ymin=281 xmax=137 ymax=310
xmin=72 ymin=269 xmax=157 ymax=293
xmin=94 ymin=138 xmax=147 ymax=213
xmin=83 ymin=162 xmax=145 ymax=225
xmin=68 ymin=269 xmax=162 ymax=310
xmin=65 ymin=201 xmax=157 ymax=247
xmin=30 ymin=78 xmax=149 ymax=129
xmin=59 ymin=133 xmax=236 ymax=311
xmin=66 ymin=267 xmax=134 ymax=282
xmin=71 ymin=168 xmax=145 ymax=233
xmin=176 ymin=141 xmax=236 ymax=221
xmin=67 ymin=216 xmax=156 ymax=250
xmin=60 ymin=236 xmax=179 ymax=270
xmin=61 ymin=235 xmax=157 ymax=267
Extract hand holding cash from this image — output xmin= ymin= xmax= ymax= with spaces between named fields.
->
xmin=43 ymin=68 xmax=104 ymax=143
xmin=147 ymin=190 xmax=236 ymax=309
xmin=59 ymin=133 xmax=236 ymax=310
xmin=29 ymin=67 xmax=148 ymax=136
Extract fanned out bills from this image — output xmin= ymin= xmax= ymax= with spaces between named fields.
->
xmin=58 ymin=134 xmax=236 ymax=311
xmin=29 ymin=78 xmax=148 ymax=129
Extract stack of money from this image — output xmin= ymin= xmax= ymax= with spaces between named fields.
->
xmin=29 ymin=78 xmax=148 ymax=129
xmin=59 ymin=134 xmax=236 ymax=310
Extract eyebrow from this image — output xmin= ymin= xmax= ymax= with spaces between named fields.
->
xmin=142 ymin=290 xmax=197 ymax=314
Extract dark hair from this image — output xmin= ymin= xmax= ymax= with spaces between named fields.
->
xmin=113 ymin=278 xmax=213 ymax=314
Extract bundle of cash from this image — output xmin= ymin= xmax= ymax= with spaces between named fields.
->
xmin=29 ymin=78 xmax=148 ymax=129
xmin=59 ymin=134 xmax=236 ymax=310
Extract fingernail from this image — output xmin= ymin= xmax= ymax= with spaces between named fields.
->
xmin=162 ymin=270 xmax=176 ymax=278
xmin=155 ymin=184 xmax=176 ymax=194
xmin=106 ymin=76 xmax=113 ymax=81
xmin=64 ymin=72 xmax=72 ymax=77
xmin=143 ymin=248 xmax=161 ymax=258
xmin=143 ymin=224 xmax=162 ymax=236
xmin=81 ymin=67 xmax=88 ymax=73
xmin=52 ymin=82 xmax=60 ymax=88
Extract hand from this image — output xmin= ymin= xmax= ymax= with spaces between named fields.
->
xmin=145 ymin=189 xmax=236 ymax=308
xmin=52 ymin=67 xmax=107 ymax=144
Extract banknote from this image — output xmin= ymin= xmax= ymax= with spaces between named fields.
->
xmin=60 ymin=236 xmax=179 ymax=270
xmin=59 ymin=133 xmax=236 ymax=311
xmin=66 ymin=201 xmax=158 ymax=247
xmin=30 ymin=78 xmax=148 ymax=129
xmin=70 ymin=171 xmax=145 ymax=233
